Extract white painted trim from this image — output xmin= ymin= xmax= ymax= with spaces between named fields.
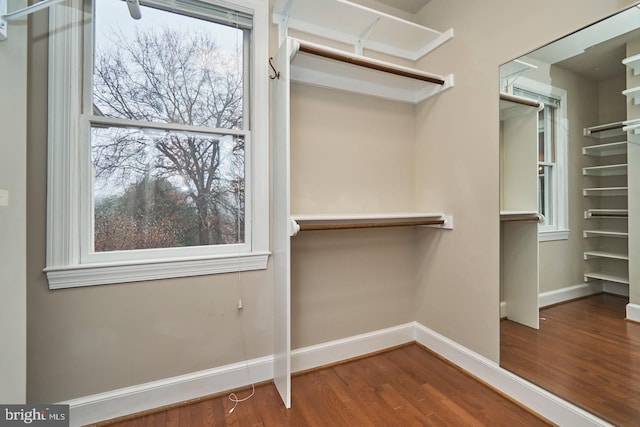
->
xmin=414 ymin=322 xmax=614 ymax=427
xmin=45 ymin=252 xmax=269 ymax=289
xmin=603 ymin=281 xmax=629 ymax=296
xmin=627 ymin=303 xmax=640 ymax=322
xmin=538 ymin=283 xmax=602 ymax=308
xmin=46 ymin=0 xmax=270 ymax=289
xmin=63 ymin=322 xmax=614 ymax=427
xmin=63 ymin=355 xmax=274 ymax=427
xmin=291 ymin=322 xmax=415 ymax=373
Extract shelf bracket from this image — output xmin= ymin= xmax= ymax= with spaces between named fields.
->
xmin=423 ymin=214 xmax=454 ymax=230
xmin=355 ymin=17 xmax=380 ymax=56
xmin=276 ymin=0 xmax=293 ymax=46
xmin=0 ymin=0 xmax=64 ymax=41
xmin=289 ymin=218 xmax=300 ymax=237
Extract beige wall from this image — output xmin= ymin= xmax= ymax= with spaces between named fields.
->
xmin=24 ymin=0 xmax=637 ymax=403
xmin=412 ymin=0 xmax=635 ymax=360
xmin=0 ymin=0 xmax=27 ymax=404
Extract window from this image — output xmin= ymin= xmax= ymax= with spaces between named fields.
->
xmin=46 ymin=0 xmax=269 ymax=288
xmin=513 ymin=79 xmax=569 ymax=241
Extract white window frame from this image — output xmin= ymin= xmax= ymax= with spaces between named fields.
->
xmin=512 ymin=78 xmax=569 ymax=241
xmin=45 ymin=0 xmax=269 ymax=289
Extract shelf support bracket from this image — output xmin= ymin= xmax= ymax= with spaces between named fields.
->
xmin=355 ymin=17 xmax=380 ymax=56
xmin=0 ymin=0 xmax=64 ymax=41
xmin=276 ymin=0 xmax=293 ymax=47
xmin=423 ymin=214 xmax=454 ymax=230
xmin=289 ymin=219 xmax=300 ymax=237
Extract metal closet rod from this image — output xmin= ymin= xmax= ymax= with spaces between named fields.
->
xmin=499 ymin=92 xmax=541 ymax=108
xmin=500 ymin=213 xmax=544 ymax=223
xmin=298 ymin=218 xmax=445 ymax=231
xmin=588 ymin=122 xmax=624 ymax=134
xmin=297 ymin=42 xmax=446 ymax=85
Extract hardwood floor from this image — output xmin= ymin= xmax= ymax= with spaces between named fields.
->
xmin=501 ymin=293 xmax=640 ymax=427
xmin=95 ymin=344 xmax=550 ymax=427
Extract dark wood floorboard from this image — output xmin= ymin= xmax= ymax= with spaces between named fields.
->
xmin=97 ymin=344 xmax=550 ymax=427
xmin=501 ymin=293 xmax=640 ymax=427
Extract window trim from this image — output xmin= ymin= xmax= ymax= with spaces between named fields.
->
xmin=512 ymin=77 xmax=569 ymax=241
xmin=45 ymin=0 xmax=270 ymax=289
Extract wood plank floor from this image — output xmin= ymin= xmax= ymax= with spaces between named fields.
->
xmin=501 ymin=293 xmax=640 ymax=427
xmin=96 ymin=344 xmax=550 ymax=427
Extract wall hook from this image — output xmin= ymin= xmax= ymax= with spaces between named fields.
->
xmin=269 ymin=57 xmax=281 ymax=80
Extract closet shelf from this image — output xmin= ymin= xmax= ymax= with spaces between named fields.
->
xmin=289 ymin=212 xmax=453 ymax=234
xmin=622 ymin=118 xmax=640 ymax=134
xmin=584 ymin=251 xmax=629 ymax=261
xmin=582 ymin=163 xmax=627 ymax=176
xmin=584 ymin=209 xmax=628 ymax=219
xmin=499 ymin=92 xmax=542 ymax=120
xmin=583 ymin=187 xmax=628 ymax=197
xmin=623 ymin=53 xmax=640 ymax=75
xmin=583 ymin=230 xmax=628 ymax=238
xmin=500 ymin=210 xmax=544 ymax=223
xmin=622 ymin=86 xmax=640 ymax=105
xmin=583 ymin=121 xmax=625 ymax=139
xmin=273 ymin=0 xmax=453 ymax=61
xmin=582 ymin=141 xmax=627 ymax=157
xmin=584 ymin=271 xmax=629 ymax=285
xmin=289 ymin=38 xmax=454 ymax=104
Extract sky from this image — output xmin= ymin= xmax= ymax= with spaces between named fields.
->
xmin=94 ymin=0 xmax=242 ymax=53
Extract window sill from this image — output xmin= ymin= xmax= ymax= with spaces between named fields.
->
xmin=44 ymin=252 xmax=270 ymax=289
xmin=539 ymin=230 xmax=569 ymax=242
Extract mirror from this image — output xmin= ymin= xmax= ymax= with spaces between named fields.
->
xmin=499 ymin=5 xmax=640 ymax=425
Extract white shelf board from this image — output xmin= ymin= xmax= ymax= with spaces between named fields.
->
xmin=583 ymin=121 xmax=625 ymax=139
xmin=584 ymin=271 xmax=629 ymax=285
xmin=499 ymin=210 xmax=544 ymax=223
xmin=623 ymin=53 xmax=640 ymax=75
xmin=290 ymin=38 xmax=453 ymax=104
xmin=583 ymin=229 xmax=628 ymax=238
xmin=583 ymin=187 xmax=628 ymax=197
xmin=582 ymin=163 xmax=627 ymax=176
xmin=582 ymin=141 xmax=627 ymax=157
xmin=273 ymin=0 xmax=453 ymax=61
xmin=622 ymin=86 xmax=640 ymax=105
xmin=584 ymin=251 xmax=629 ymax=261
xmin=291 ymin=212 xmax=444 ymax=222
xmin=584 ymin=209 xmax=628 ymax=218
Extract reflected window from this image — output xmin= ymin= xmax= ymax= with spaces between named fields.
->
xmin=513 ymin=82 xmax=568 ymax=240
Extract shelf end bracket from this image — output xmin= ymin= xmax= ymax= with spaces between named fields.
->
xmin=355 ymin=17 xmax=380 ymax=56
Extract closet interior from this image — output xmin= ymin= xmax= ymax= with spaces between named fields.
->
xmin=271 ymin=0 xmax=455 ymax=407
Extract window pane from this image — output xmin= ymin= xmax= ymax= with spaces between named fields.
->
xmin=93 ymin=0 xmax=245 ymax=129
xmin=91 ymin=125 xmax=245 ymax=252
xmin=538 ymin=165 xmax=554 ymax=226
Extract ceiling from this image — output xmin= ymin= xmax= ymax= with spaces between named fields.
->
xmin=524 ymin=6 xmax=640 ymax=82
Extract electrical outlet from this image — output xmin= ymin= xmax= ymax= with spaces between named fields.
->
xmin=0 ymin=189 xmax=8 ymax=207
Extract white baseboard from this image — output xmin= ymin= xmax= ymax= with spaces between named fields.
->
xmin=539 ymin=283 xmax=602 ymax=308
xmin=63 ymin=355 xmax=274 ymax=427
xmin=64 ymin=321 xmax=613 ymax=427
xmin=501 ymin=283 xmax=604 ymax=318
xmin=291 ymin=322 xmax=415 ymax=373
xmin=414 ymin=322 xmax=613 ymax=427
xmin=627 ymin=303 xmax=640 ymax=322
xmin=603 ymin=281 xmax=629 ymax=297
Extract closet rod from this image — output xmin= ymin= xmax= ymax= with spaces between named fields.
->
xmin=500 ymin=213 xmax=544 ymax=223
xmin=499 ymin=92 xmax=540 ymax=108
xmin=298 ymin=218 xmax=445 ymax=231
xmin=589 ymin=122 xmax=624 ymax=134
xmin=589 ymin=212 xmax=628 ymax=218
xmin=297 ymin=42 xmax=446 ymax=85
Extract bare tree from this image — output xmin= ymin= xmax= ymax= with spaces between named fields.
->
xmin=92 ymin=26 xmax=245 ymax=248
